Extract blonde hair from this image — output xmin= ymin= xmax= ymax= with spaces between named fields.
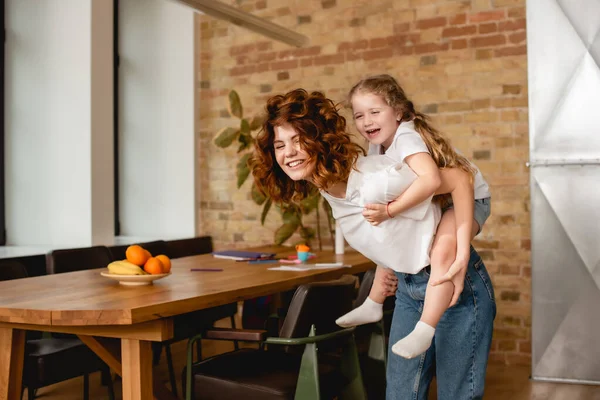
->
xmin=348 ymin=74 xmax=476 ymax=178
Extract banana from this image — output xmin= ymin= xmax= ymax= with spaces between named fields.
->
xmin=107 ymin=260 xmax=148 ymax=275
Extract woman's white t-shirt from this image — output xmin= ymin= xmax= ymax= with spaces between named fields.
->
xmin=320 ymin=155 xmax=441 ymax=274
xmin=368 ymin=121 xmax=491 ymax=200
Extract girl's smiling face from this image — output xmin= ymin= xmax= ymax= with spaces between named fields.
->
xmin=273 ymin=123 xmax=316 ymax=181
xmin=351 ymin=91 xmax=401 ymax=151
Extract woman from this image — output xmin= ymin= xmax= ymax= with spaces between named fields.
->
xmin=250 ymin=88 xmax=496 ymax=399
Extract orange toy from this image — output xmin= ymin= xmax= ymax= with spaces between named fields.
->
xmin=156 ymin=255 xmax=172 ymax=273
xmin=126 ymin=245 xmax=151 ymax=266
xmin=296 ymin=244 xmax=310 ymax=252
xmin=144 ymin=257 xmax=164 ymax=275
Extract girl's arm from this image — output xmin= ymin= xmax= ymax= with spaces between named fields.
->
xmin=362 ymin=152 xmax=440 ymax=222
xmin=436 ymin=168 xmax=474 ymax=267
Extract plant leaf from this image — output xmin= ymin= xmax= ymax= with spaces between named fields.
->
xmin=237 ymin=119 xmax=253 ymax=152
xmin=236 ymin=153 xmax=251 ymax=188
xmin=249 ymin=113 xmax=266 ymax=131
xmin=261 ymin=198 xmax=272 ymax=225
xmin=214 ymin=127 xmax=240 ymax=148
xmin=282 ymin=208 xmax=301 ymax=226
xmin=251 ymin=182 xmax=267 ymax=205
xmin=228 ymin=90 xmax=243 ymax=119
xmin=299 ymin=226 xmax=316 ymax=243
xmin=274 ymin=222 xmax=299 ymax=245
xmin=299 ymin=194 xmax=319 ymax=214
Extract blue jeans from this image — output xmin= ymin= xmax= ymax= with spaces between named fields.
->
xmin=386 ymin=247 xmax=496 ymax=400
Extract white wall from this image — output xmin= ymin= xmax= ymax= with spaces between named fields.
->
xmin=119 ymin=0 xmax=196 ymax=239
xmin=5 ymin=0 xmax=114 ymax=247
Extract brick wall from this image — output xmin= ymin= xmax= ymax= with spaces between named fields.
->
xmin=195 ymin=0 xmax=530 ymax=365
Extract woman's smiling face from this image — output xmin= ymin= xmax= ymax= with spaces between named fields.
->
xmin=273 ymin=123 xmax=316 ymax=182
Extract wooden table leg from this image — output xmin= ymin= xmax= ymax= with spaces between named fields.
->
xmin=0 ymin=327 xmax=26 ymax=400
xmin=121 ymin=338 xmax=153 ymax=400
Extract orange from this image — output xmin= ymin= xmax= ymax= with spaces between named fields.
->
xmin=144 ymin=257 xmax=164 ymax=275
xmin=156 ymin=255 xmax=171 ymax=273
xmin=126 ymin=245 xmax=151 ymax=266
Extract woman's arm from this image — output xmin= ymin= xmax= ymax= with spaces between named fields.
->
xmin=362 ymin=152 xmax=441 ymax=223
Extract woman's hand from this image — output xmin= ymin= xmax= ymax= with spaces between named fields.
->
xmin=430 ymin=256 xmax=469 ymax=306
xmin=362 ymin=203 xmax=389 ymax=225
xmin=381 ymin=269 xmax=399 ymax=297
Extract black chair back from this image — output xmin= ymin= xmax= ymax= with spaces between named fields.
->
xmin=166 ymin=236 xmax=213 ymax=259
xmin=0 ymin=260 xmax=29 ymax=281
xmin=109 ymin=240 xmax=170 ymax=261
xmin=46 ymin=246 xmax=113 ymax=275
xmin=279 ymin=275 xmax=356 ymax=342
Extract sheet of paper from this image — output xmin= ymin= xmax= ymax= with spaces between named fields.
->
xmin=268 ymin=263 xmax=351 ymax=271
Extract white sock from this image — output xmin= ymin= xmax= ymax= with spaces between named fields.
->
xmin=391 ymin=321 xmax=436 ymax=359
xmin=335 ymin=297 xmax=383 ymax=328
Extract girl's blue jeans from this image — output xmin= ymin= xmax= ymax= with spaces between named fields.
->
xmin=386 ymin=247 xmax=496 ymax=400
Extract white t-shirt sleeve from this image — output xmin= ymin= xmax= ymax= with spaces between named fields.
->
xmin=385 ymin=130 xmax=429 ymax=163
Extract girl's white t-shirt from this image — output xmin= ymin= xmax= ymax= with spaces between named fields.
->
xmin=368 ymin=121 xmax=491 ymax=200
xmin=321 ymin=155 xmax=441 ymax=274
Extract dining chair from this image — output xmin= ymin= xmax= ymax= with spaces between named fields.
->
xmin=108 ymin=240 xmax=171 ymax=262
xmin=351 ymin=268 xmax=393 ymax=400
xmin=46 ymin=245 xmax=113 ymax=274
xmin=0 ymin=260 xmax=114 ymax=400
xmin=149 ymin=236 xmax=239 ymax=398
xmin=183 ymin=274 xmax=366 ymax=400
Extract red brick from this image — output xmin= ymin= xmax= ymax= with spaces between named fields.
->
xmin=270 ymin=60 xmax=298 ymax=70
xmin=230 ymin=44 xmax=255 ymax=56
xmin=256 ymin=63 xmax=269 ymax=73
xmin=476 ymin=49 xmax=494 ymax=59
xmin=479 ymin=22 xmax=498 ymax=34
xmin=417 ymin=17 xmax=447 ymax=29
xmin=451 ymin=39 xmax=468 ymax=50
xmin=498 ymin=340 xmax=517 ymax=351
xmin=294 ymin=46 xmax=321 ymax=57
xmin=442 ymin=25 xmax=477 ymax=38
xmin=449 ymin=13 xmax=467 ymax=25
xmin=370 ymin=37 xmax=389 ymax=48
xmin=519 ymin=340 xmax=531 ymax=354
xmin=506 ymin=354 xmax=531 ymax=366
xmin=352 ymin=39 xmax=369 ymax=51
xmin=470 ymin=34 xmax=507 ymax=48
xmin=508 ymin=7 xmax=526 ymax=18
xmin=388 ymin=34 xmax=420 ymax=46
xmin=314 ymin=53 xmax=345 ymax=66
xmin=363 ymin=47 xmax=394 ymax=61
xmin=469 ymin=10 xmax=506 ymax=23
xmin=300 ymin=58 xmax=313 ymax=67
xmin=509 ymin=31 xmax=527 ymax=44
xmin=230 ymin=65 xmax=256 ymax=76
xmin=415 ymin=42 xmax=449 ymax=54
xmin=494 ymin=45 xmax=527 ymax=57
xmin=502 ymin=84 xmax=522 ymax=94
xmin=499 ymin=18 xmax=526 ymax=32
xmin=396 ymin=46 xmax=415 ymax=56
xmin=257 ymin=41 xmax=272 ymax=52
xmin=394 ymin=22 xmax=411 ymax=33
xmin=338 ymin=42 xmax=351 ymax=52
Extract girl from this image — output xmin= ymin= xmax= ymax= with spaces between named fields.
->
xmin=335 ymin=74 xmax=492 ymax=360
xmin=250 ymin=89 xmax=495 ymax=399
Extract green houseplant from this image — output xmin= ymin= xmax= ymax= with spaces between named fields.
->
xmin=213 ymin=90 xmax=335 ymax=249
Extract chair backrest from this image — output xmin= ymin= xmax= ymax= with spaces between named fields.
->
xmin=0 ymin=260 xmax=29 ymax=281
xmin=166 ymin=236 xmax=213 ymax=259
xmin=46 ymin=246 xmax=113 ymax=274
xmin=279 ymin=274 xmax=356 ymax=341
xmin=354 ymin=269 xmax=375 ymax=308
xmin=108 ymin=240 xmax=170 ymax=261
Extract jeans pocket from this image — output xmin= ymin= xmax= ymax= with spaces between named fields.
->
xmin=473 ymin=259 xmax=495 ymax=302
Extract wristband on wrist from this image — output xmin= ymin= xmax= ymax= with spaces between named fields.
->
xmin=386 ymin=202 xmax=394 ymax=219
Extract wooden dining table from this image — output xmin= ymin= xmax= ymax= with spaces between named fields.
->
xmin=0 ymin=246 xmax=375 ymax=400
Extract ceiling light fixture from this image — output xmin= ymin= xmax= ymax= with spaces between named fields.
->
xmin=174 ymin=0 xmax=309 ymax=48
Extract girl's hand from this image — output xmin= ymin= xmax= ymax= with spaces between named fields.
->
xmin=430 ymin=257 xmax=469 ymax=306
xmin=362 ymin=204 xmax=389 ymax=225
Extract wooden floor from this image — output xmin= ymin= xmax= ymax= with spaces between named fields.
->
xmin=22 ymin=318 xmax=600 ymax=400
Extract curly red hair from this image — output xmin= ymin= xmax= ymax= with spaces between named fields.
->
xmin=250 ymin=89 xmax=365 ymax=203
